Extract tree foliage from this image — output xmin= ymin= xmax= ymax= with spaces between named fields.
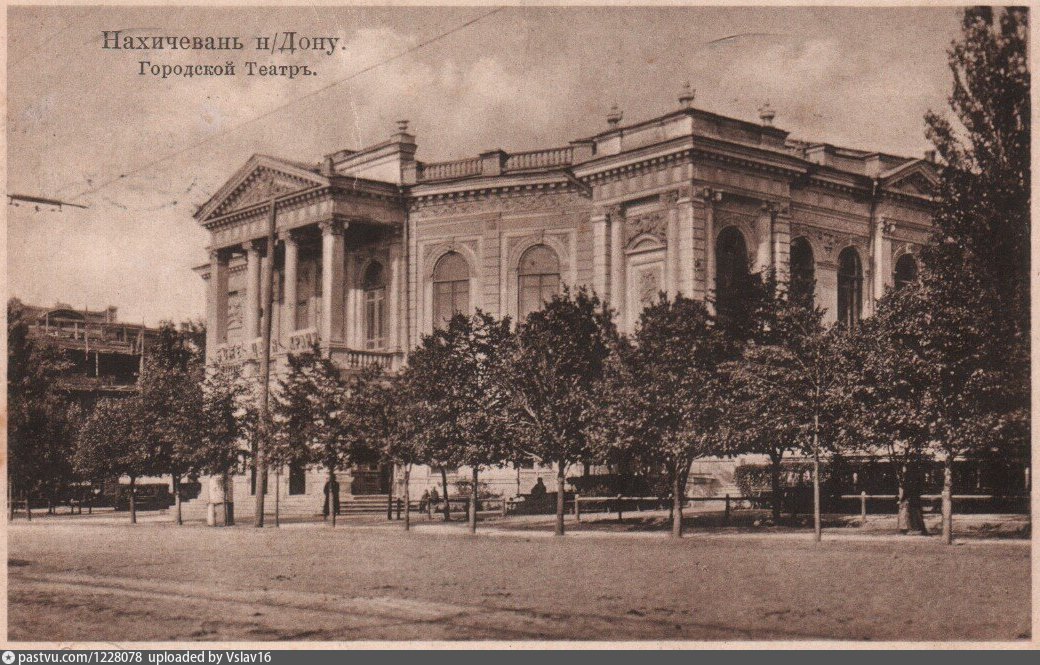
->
xmin=598 ymin=294 xmax=734 ymax=537
xmin=502 ymin=287 xmax=617 ymax=535
xmin=7 ymin=299 xmax=79 ymax=506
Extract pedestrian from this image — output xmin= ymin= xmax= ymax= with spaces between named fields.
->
xmin=419 ymin=489 xmax=430 ymax=516
xmin=429 ymin=485 xmax=440 ymax=516
xmin=322 ymin=477 xmax=340 ymax=518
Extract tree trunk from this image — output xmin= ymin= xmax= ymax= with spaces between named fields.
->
xmin=942 ymin=454 xmax=954 ymax=545
xmin=896 ymin=464 xmax=928 ymax=535
xmin=8 ymin=482 xmax=14 ymax=521
xmin=469 ymin=467 xmax=478 ymax=534
xmin=403 ymin=465 xmax=411 ymax=531
xmin=555 ymin=460 xmax=566 ymax=536
xmin=173 ymin=475 xmax=183 ymax=526
xmin=811 ymin=443 xmax=821 ymax=543
xmin=769 ymin=452 xmax=783 ymax=522
xmin=441 ymin=467 xmax=451 ymax=521
xmin=129 ymin=477 xmax=137 ymax=525
xmin=274 ymin=468 xmax=280 ymax=528
xmin=671 ymin=464 xmax=684 ymax=538
xmin=222 ymin=470 xmax=233 ymax=527
xmin=328 ymin=468 xmax=337 ymax=528
xmin=26 ymin=491 xmax=32 ymax=522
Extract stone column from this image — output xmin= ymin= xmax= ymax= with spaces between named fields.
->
xmin=320 ymin=220 xmax=346 ymax=346
xmin=872 ymin=219 xmax=893 ymax=301
xmin=244 ymin=241 xmax=262 ymax=341
xmin=345 ymin=250 xmax=357 ymax=346
xmin=772 ymin=206 xmax=792 ymax=285
xmin=389 ymin=239 xmax=403 ymax=350
xmin=674 ymin=188 xmax=696 ymax=299
xmin=205 ymin=249 xmax=229 ymax=361
xmin=666 ymin=204 xmax=680 ymax=299
xmin=700 ymin=189 xmax=719 ymax=307
xmin=608 ymin=207 xmax=625 ymax=318
xmin=754 ymin=205 xmax=773 ymax=274
xmin=282 ymin=232 xmax=299 ymax=334
xmin=591 ymin=211 xmax=610 ymax=302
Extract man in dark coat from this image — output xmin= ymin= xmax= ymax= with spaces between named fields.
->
xmin=322 ymin=477 xmax=340 ymax=517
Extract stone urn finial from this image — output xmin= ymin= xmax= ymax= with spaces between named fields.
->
xmin=607 ymin=104 xmax=623 ymax=129
xmin=758 ymin=102 xmax=776 ymax=127
xmin=679 ymin=81 xmax=695 ymax=109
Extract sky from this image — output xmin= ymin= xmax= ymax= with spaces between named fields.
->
xmin=6 ymin=5 xmax=964 ymax=325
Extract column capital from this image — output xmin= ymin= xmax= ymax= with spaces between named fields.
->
xmin=243 ymin=238 xmax=267 ymax=254
xmin=665 ymin=185 xmax=693 ymax=205
xmin=697 ymin=187 xmax=723 ymax=203
xmin=319 ymin=219 xmax=346 ymax=236
xmin=760 ymin=201 xmax=790 ymax=217
xmin=279 ymin=228 xmax=302 ymax=245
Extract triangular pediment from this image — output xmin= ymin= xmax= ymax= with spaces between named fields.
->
xmin=881 ymin=160 xmax=939 ymax=198
xmin=196 ymin=154 xmax=327 ymax=222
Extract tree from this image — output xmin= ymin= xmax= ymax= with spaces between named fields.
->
xmin=138 ymin=322 xmax=205 ymax=525
xmin=924 ymin=7 xmax=1029 ymax=333
xmin=380 ymin=371 xmax=427 ymax=531
xmin=502 ymin=287 xmax=617 ymax=535
xmin=840 ymin=287 xmax=934 ymax=535
xmin=272 ymin=345 xmax=368 ymax=527
xmin=195 ymin=362 xmax=254 ymax=527
xmin=404 ymin=312 xmax=515 ymax=533
xmin=7 ymin=299 xmax=79 ymax=517
xmin=598 ymin=295 xmax=734 ymax=537
xmin=718 ymin=271 xmax=802 ymax=524
xmin=76 ymin=396 xmax=156 ymax=524
xmin=731 ymin=294 xmax=845 ymax=542
xmin=854 ymin=277 xmax=1025 ymax=544
xmin=917 ymin=6 xmax=1030 ymax=543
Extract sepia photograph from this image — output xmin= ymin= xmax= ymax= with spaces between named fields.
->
xmin=4 ymin=2 xmax=1032 ymax=647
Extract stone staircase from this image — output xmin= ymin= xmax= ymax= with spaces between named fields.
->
xmin=342 ymin=494 xmax=391 ymax=515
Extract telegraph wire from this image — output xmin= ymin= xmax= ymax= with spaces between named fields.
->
xmin=66 ymin=7 xmax=507 ymax=204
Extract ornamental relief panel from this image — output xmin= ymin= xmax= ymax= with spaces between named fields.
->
xmin=625 ymin=211 xmax=668 ymax=247
xmin=637 ymin=267 xmax=661 ymax=308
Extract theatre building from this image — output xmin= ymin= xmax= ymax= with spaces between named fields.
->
xmin=191 ymin=89 xmax=936 ymax=521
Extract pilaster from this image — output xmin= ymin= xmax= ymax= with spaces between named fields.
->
xmin=591 ymin=212 xmax=610 ymax=301
xmin=608 ymin=206 xmax=625 ymax=317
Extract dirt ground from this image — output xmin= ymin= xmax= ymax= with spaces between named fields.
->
xmin=7 ymin=520 xmax=1031 ymax=643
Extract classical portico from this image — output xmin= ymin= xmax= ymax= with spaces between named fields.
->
xmin=196 ymin=154 xmax=409 ymax=375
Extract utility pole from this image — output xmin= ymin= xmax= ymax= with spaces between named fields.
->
xmin=255 ymin=197 xmax=277 ymax=527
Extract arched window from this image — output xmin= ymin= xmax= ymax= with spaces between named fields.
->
xmin=715 ymin=227 xmax=750 ymax=319
xmin=894 ymin=254 xmax=919 ymax=290
xmin=518 ymin=245 xmax=561 ymax=320
xmin=432 ymin=252 xmax=470 ymax=327
xmin=789 ymin=237 xmax=815 ymax=305
xmin=362 ymin=262 xmax=386 ymax=350
xmin=837 ymin=247 xmax=863 ymax=328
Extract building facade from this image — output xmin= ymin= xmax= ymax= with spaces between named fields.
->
xmin=19 ymin=302 xmax=163 ymax=410
xmin=193 ymin=91 xmax=936 ymax=519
